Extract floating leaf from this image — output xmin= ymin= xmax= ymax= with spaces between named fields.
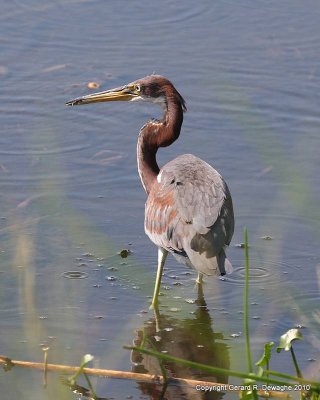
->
xmin=119 ymin=249 xmax=131 ymax=258
xmin=87 ymin=82 xmax=100 ymax=89
xmin=256 ymin=342 xmax=275 ymax=367
xmin=276 ymin=329 xmax=303 ymax=353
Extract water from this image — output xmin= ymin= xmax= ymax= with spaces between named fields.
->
xmin=0 ymin=1 xmax=319 ymax=399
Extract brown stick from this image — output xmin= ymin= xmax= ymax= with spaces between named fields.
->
xmin=0 ymin=355 xmax=290 ymax=399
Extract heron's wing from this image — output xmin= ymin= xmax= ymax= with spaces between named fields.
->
xmin=173 ymin=170 xmax=226 ymax=235
xmin=145 ymin=155 xmax=234 ymax=258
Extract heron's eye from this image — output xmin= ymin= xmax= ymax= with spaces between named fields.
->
xmin=134 ymin=84 xmax=141 ymax=93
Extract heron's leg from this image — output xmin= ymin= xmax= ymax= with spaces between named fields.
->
xmin=196 ymin=277 xmax=206 ymax=307
xmin=196 ymin=272 xmax=203 ymax=285
xmin=194 ymin=273 xmax=206 ymax=307
xmin=150 ymin=247 xmax=168 ymax=309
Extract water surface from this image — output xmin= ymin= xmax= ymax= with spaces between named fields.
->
xmin=0 ymin=1 xmax=319 ymax=399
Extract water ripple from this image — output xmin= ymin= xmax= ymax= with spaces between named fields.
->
xmin=61 ymin=271 xmax=89 ymax=279
xmin=222 ymin=259 xmax=301 ymax=287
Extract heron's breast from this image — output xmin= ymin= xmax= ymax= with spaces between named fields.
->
xmin=144 ymin=181 xmax=178 ymax=237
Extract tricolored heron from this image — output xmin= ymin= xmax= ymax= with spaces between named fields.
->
xmin=66 ymin=75 xmax=234 ymax=309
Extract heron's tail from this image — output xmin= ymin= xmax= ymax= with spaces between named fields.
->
xmin=182 ymin=243 xmax=233 ymax=276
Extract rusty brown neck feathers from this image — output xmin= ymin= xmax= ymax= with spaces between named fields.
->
xmin=137 ymin=93 xmax=184 ymax=195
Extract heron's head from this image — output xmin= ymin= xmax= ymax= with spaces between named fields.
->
xmin=66 ymin=75 xmax=186 ymax=112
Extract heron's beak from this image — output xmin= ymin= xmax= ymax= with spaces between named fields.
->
xmin=66 ymin=85 xmax=136 ymax=106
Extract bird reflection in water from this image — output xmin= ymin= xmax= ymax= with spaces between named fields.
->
xmin=131 ymin=286 xmax=230 ymax=399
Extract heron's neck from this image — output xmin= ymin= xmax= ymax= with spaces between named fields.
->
xmin=137 ymin=100 xmax=183 ymax=194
